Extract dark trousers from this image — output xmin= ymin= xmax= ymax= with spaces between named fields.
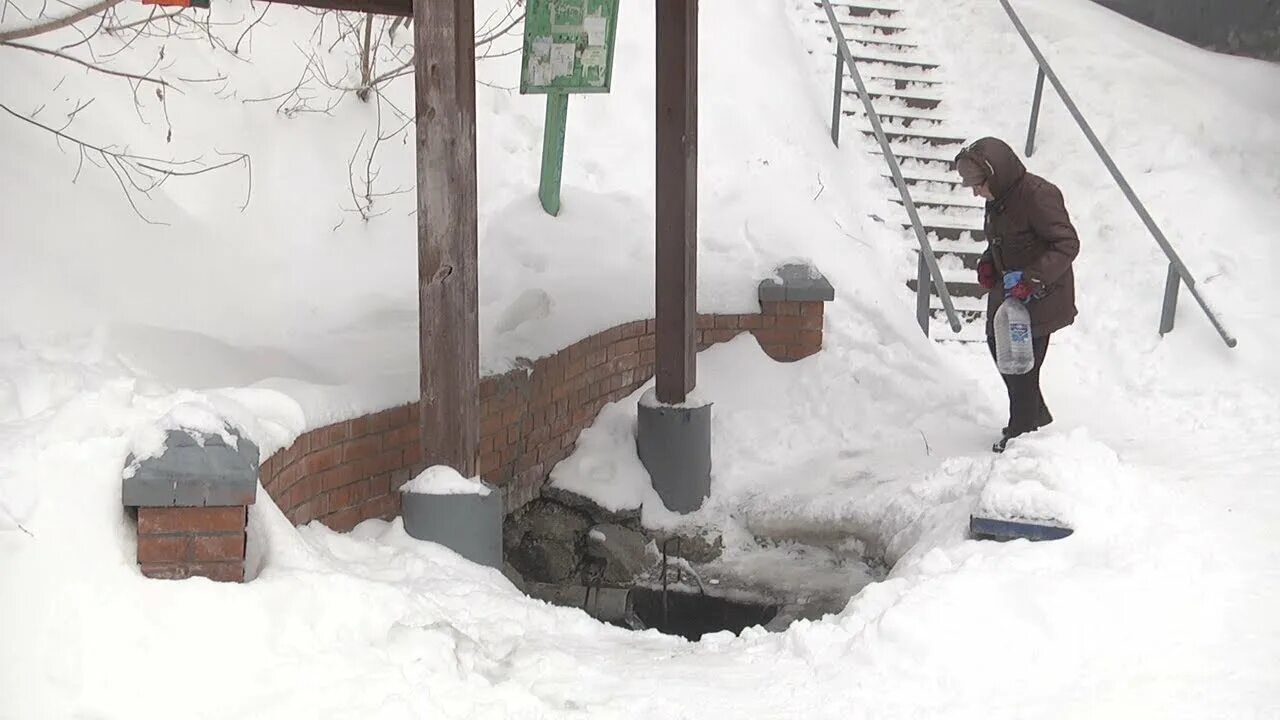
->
xmin=986 ymin=333 xmax=1052 ymax=435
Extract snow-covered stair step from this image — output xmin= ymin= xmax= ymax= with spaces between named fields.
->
xmin=931 ymin=317 xmax=987 ymax=343
xmin=820 ymin=35 xmax=933 ymax=61
xmin=882 ymin=164 xmax=965 ymax=183
xmin=888 ymin=191 xmax=983 ymax=209
xmin=865 ymin=89 xmax=941 ymax=109
xmin=826 ymin=49 xmax=942 ymax=72
xmin=821 ymin=2 xmax=904 ymax=18
xmin=911 ymin=224 xmax=987 ymax=242
xmin=892 ymin=205 xmax=984 ymax=228
xmin=930 ymin=292 xmax=987 ymax=314
xmin=843 ymin=30 xmax=920 ymax=49
xmin=854 ymin=125 xmax=966 ymax=147
xmin=927 ymin=235 xmax=988 ymax=255
xmin=906 ymin=276 xmax=985 ymax=299
xmin=868 ymin=142 xmax=957 ymax=163
xmin=846 ymin=100 xmax=949 ymax=123
xmin=832 ymin=18 xmax=912 ymax=34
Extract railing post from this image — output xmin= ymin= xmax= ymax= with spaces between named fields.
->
xmin=1159 ymin=261 xmax=1180 ymax=335
xmin=1025 ymin=67 xmax=1045 ymax=157
xmin=831 ymin=50 xmax=844 ymax=147
xmin=916 ymin=252 xmax=930 ymax=336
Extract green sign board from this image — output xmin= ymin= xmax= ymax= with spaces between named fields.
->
xmin=520 ymin=0 xmax=621 ymax=94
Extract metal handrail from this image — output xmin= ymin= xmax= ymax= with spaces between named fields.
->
xmin=820 ymin=0 xmax=962 ymax=336
xmin=1000 ymin=0 xmax=1237 ymax=348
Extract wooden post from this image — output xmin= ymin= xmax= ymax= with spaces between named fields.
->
xmin=654 ymin=0 xmax=697 ymax=405
xmin=415 ymin=0 xmax=479 ymax=477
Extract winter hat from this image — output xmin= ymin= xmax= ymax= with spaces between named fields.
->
xmin=955 ymin=149 xmax=993 ymax=187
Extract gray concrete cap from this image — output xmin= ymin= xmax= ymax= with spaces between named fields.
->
xmin=122 ymin=428 xmax=259 ymax=508
xmin=757 ymin=263 xmax=835 ymax=303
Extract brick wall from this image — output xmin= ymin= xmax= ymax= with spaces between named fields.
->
xmin=261 ymin=298 xmax=827 ymax=529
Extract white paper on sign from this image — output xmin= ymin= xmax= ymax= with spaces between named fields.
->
xmin=580 ymin=46 xmax=606 ymax=85
xmin=584 ymin=16 xmax=607 ymax=46
xmin=532 ymin=35 xmax=552 ymax=61
xmin=550 ymin=43 xmax=576 ymax=78
xmin=531 ymin=61 xmax=552 ymax=86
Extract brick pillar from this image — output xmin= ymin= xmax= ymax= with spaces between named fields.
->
xmin=136 ymin=506 xmax=248 ymax=582
xmin=123 ymin=427 xmax=258 ymax=583
xmin=755 ymin=263 xmax=835 ymax=361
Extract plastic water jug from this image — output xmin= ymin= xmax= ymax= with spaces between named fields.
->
xmin=994 ymin=297 xmax=1034 ymax=375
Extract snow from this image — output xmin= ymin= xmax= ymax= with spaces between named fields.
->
xmin=2 ymin=0 xmax=1280 ymax=717
xmin=401 ymin=465 xmax=492 ymax=496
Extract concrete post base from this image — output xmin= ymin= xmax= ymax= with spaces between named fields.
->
xmin=636 ymin=388 xmax=712 ymax=513
xmin=402 ymin=484 xmax=503 ymax=569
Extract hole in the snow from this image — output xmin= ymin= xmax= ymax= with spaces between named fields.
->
xmin=627 ymin=587 xmax=780 ymax=641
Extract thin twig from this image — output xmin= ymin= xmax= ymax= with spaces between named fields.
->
xmin=233 ymin=2 xmax=269 ymax=55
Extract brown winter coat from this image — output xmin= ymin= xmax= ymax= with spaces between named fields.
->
xmin=959 ymin=137 xmax=1080 ymax=338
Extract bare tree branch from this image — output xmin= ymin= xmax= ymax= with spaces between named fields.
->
xmin=1 ymin=40 xmax=171 ymax=88
xmin=0 ymin=0 xmax=122 ymax=42
xmin=1 ymin=102 xmax=252 ymax=223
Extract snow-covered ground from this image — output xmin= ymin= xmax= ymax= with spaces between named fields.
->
xmin=2 ymin=0 xmax=1279 ymax=717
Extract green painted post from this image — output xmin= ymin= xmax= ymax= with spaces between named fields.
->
xmin=539 ymin=93 xmax=569 ymax=216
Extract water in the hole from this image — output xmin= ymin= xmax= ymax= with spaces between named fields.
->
xmin=627 ymin=587 xmax=779 ymax=641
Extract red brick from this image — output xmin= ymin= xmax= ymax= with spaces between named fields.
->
xmin=800 ymin=313 xmax=824 ymax=330
xmin=342 ymin=435 xmax=382 ymax=463
xmin=480 ymin=378 xmax=499 ymax=399
xmin=762 ymin=344 xmax=789 ymax=360
xmin=193 ymin=533 xmax=245 ymax=562
xmin=478 ymin=451 xmax=501 ymax=475
xmin=607 ymin=337 xmax=640 ymax=360
xmin=739 ymin=314 xmax=764 ymax=330
xmin=346 ymin=479 xmax=371 ymax=507
xmin=619 ymin=320 xmax=647 ymax=339
xmin=370 ymin=473 xmax=391 ymax=496
xmin=381 ymin=420 xmax=417 ymax=448
xmin=137 ymin=535 xmax=190 ymax=564
xmin=403 ymin=443 xmax=423 ymax=471
xmin=259 ymin=454 xmax=276 ymax=481
xmin=364 ymin=449 xmax=404 ymax=477
xmin=797 ymin=329 xmax=823 ymax=347
xmin=304 ymin=445 xmax=344 ymax=475
xmin=328 ymin=484 xmax=353 ymax=511
xmin=324 ymin=506 xmax=363 ymax=533
xmin=696 ymin=314 xmax=715 ymax=329
xmin=800 ymin=301 xmax=825 ymax=317
xmin=348 ymin=415 xmax=372 ymax=438
xmin=314 ymin=422 xmax=350 ymax=449
xmin=645 ymin=318 xmax=657 ymax=333
xmin=138 ymin=506 xmax=245 ymax=535
xmin=714 ymin=314 xmax=740 ymax=330
xmin=639 ymin=349 xmax=656 ymax=365
xmin=363 ymin=492 xmax=400 ymax=521
xmin=140 ymin=562 xmax=243 ymax=582
xmin=585 ymin=348 xmax=608 ymax=369
xmin=408 ymin=402 xmax=420 ymax=421
xmin=638 ymin=333 xmax=656 ymax=351
xmin=568 ymin=340 xmax=592 ymax=363
xmin=480 ymin=412 xmax=505 ymax=437
xmin=320 ymin=464 xmax=357 ymax=491
xmin=774 ymin=314 xmax=807 ymax=330
xmin=479 ymin=435 xmax=495 ymax=454
xmin=705 ymin=329 xmax=740 ymax=344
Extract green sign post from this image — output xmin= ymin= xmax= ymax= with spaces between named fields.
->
xmin=520 ymin=0 xmax=621 ymax=216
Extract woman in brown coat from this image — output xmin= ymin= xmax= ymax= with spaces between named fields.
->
xmin=953 ymin=137 xmax=1080 ymax=453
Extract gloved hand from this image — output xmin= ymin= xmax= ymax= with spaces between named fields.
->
xmin=976 ymin=259 xmax=996 ymax=290
xmin=1003 ymin=271 xmax=1034 ymax=301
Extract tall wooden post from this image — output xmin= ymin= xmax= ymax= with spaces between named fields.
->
xmin=654 ymin=0 xmax=698 ymax=405
xmin=415 ymin=0 xmax=479 ymax=477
